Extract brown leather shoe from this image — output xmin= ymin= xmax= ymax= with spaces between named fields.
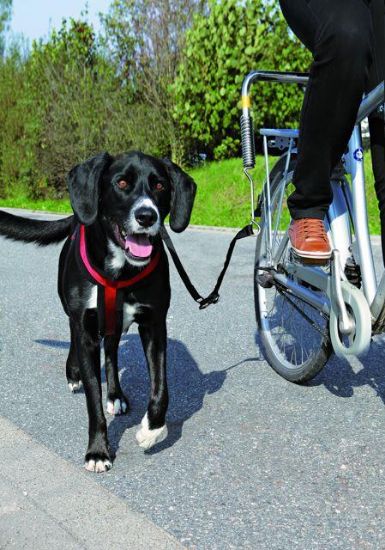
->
xmin=288 ymin=218 xmax=331 ymax=263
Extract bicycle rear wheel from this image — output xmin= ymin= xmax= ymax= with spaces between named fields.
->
xmin=254 ymin=155 xmax=333 ymax=383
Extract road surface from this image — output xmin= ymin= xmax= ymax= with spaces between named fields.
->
xmin=1 ymin=210 xmax=385 ymax=549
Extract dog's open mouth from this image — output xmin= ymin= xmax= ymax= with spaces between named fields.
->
xmin=114 ymin=225 xmax=153 ymax=260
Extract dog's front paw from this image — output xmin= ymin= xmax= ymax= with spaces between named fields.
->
xmin=135 ymin=413 xmax=167 ymax=450
xmin=84 ymin=453 xmax=112 ymax=473
xmin=68 ymin=380 xmax=83 ymax=393
xmin=106 ymin=396 xmax=129 ymax=416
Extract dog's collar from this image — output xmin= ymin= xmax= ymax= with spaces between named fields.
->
xmin=76 ymin=224 xmax=161 ymax=336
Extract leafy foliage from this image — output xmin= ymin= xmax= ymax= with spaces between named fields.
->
xmin=0 ymin=45 xmax=26 ymax=198
xmin=0 ymin=0 xmax=11 ymax=56
xmin=25 ymin=20 xmax=126 ymax=196
xmin=173 ymin=0 xmax=312 ymax=159
xmin=0 ymin=0 xmax=313 ymax=199
xmin=101 ymin=0 xmax=207 ymax=162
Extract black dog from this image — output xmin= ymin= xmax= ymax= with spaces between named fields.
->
xmin=0 ymin=151 xmax=196 ymax=472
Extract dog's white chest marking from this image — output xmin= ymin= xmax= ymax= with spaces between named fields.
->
xmin=122 ymin=303 xmax=137 ymax=332
xmin=86 ymin=285 xmax=98 ymax=309
xmin=106 ymin=240 xmax=126 ymax=275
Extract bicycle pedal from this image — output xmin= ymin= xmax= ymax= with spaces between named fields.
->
xmin=257 ymin=272 xmax=274 ymax=288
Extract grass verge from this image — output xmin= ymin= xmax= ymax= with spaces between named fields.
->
xmin=0 ymin=155 xmax=380 ymax=233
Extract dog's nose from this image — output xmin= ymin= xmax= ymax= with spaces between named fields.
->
xmin=135 ymin=207 xmax=158 ymax=228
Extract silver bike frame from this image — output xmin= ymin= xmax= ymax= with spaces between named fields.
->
xmin=241 ymin=70 xmax=385 ymax=334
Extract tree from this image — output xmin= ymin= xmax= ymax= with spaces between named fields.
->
xmin=0 ymin=0 xmax=12 ymax=57
xmin=0 ymin=44 xmax=26 ymax=198
xmin=173 ymin=0 xmax=312 ymax=160
xmin=20 ymin=19 xmax=103 ymax=195
xmin=101 ymin=0 xmax=207 ymax=161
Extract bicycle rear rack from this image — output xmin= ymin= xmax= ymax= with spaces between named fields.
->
xmin=240 ymin=71 xmax=308 ymax=170
xmin=240 ymin=71 xmax=308 ymax=230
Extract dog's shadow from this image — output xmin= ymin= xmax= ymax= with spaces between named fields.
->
xmin=108 ymin=334 xmax=234 ymax=457
xmin=36 ymin=334 xmax=241 ymax=457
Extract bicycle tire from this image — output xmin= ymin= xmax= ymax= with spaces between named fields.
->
xmin=254 ymin=154 xmax=333 ymax=383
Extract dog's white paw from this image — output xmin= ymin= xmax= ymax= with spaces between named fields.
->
xmin=106 ymin=397 xmax=128 ymax=416
xmin=68 ymin=381 xmax=82 ymax=393
xmin=84 ymin=458 xmax=112 ymax=473
xmin=135 ymin=413 xmax=167 ymax=450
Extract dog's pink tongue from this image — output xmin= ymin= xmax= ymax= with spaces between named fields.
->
xmin=125 ymin=234 xmax=153 ymax=258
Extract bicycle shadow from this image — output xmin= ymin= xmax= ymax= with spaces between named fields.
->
xmin=307 ymin=337 xmax=385 ymax=405
xmin=252 ymin=299 xmax=385 ymax=407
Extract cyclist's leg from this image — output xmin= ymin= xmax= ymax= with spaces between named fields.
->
xmin=279 ymin=0 xmax=373 ymax=220
xmin=367 ymin=0 xmax=385 ymax=264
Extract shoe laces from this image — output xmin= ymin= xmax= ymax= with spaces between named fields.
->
xmin=298 ymin=219 xmax=328 ymax=242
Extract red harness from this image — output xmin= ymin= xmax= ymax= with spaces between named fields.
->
xmin=78 ymin=224 xmax=161 ymax=336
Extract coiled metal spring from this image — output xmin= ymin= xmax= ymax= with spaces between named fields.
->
xmin=240 ymin=114 xmax=256 ymax=169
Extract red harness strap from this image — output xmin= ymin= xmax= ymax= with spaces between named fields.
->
xmin=79 ymin=224 xmax=161 ymax=335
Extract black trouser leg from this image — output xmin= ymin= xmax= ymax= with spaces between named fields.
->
xmin=367 ymin=0 xmax=385 ymax=264
xmin=279 ymin=0 xmax=373 ymax=220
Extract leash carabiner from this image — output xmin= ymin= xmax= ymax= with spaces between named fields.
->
xmin=160 ymin=224 xmax=255 ymax=310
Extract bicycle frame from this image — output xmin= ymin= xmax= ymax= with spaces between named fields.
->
xmin=241 ymin=70 xmax=385 ymax=356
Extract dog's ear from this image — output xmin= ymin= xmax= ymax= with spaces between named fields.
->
xmin=163 ymin=158 xmax=197 ymax=233
xmin=67 ymin=152 xmax=112 ymax=226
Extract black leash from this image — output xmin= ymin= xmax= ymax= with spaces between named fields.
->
xmin=160 ymin=224 xmax=255 ymax=309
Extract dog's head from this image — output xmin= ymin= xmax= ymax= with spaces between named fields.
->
xmin=67 ymin=151 xmax=196 ymax=267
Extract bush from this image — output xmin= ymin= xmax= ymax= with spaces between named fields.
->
xmin=100 ymin=0 xmax=207 ymax=163
xmin=22 ymin=20 xmax=114 ymax=197
xmin=0 ymin=2 xmax=312 ymax=198
xmin=0 ymin=45 xmax=29 ymax=197
xmin=0 ymin=19 xmax=166 ymax=198
xmin=173 ymin=0 xmax=312 ymax=160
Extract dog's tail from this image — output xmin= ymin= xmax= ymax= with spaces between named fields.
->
xmin=0 ymin=210 xmax=75 ymax=246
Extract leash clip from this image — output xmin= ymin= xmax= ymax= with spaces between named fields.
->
xmin=161 ymin=223 xmax=254 ymax=311
xmin=250 ymin=220 xmax=260 ymax=235
xmin=198 ymin=292 xmax=220 ymax=310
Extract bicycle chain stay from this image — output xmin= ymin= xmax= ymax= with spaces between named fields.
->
xmin=274 ymin=281 xmax=330 ymax=339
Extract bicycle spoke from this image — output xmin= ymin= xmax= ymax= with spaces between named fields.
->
xmin=275 ymin=284 xmax=329 ymax=339
xmin=255 ymin=158 xmax=331 ymax=379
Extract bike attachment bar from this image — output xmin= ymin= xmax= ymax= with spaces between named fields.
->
xmin=240 ymin=71 xmax=309 ymax=169
xmin=240 ymin=71 xmax=384 ymax=169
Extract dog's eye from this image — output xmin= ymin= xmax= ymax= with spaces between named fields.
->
xmin=117 ymin=180 xmax=129 ymax=190
xmin=154 ymin=182 xmax=164 ymax=191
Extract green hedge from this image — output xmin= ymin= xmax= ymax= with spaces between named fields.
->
xmin=0 ymin=2 xmax=312 ymax=200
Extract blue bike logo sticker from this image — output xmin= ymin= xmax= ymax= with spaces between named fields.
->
xmin=353 ymin=148 xmax=364 ymax=162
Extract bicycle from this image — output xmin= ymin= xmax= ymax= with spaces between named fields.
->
xmin=240 ymin=70 xmax=384 ymax=383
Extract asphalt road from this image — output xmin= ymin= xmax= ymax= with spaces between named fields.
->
xmin=1 ymin=211 xmax=385 ymax=549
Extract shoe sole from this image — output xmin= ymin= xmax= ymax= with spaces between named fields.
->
xmin=291 ymin=246 xmax=331 ymax=265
